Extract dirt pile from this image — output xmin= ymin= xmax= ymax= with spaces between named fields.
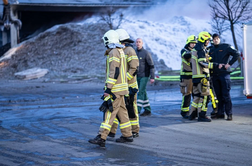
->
xmin=0 ymin=22 xmax=169 ymax=81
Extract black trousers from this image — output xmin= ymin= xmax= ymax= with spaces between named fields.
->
xmin=212 ymin=74 xmax=232 ymax=115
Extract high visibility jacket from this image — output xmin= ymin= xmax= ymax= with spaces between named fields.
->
xmin=124 ymin=45 xmax=139 ymax=89
xmin=191 ymin=42 xmax=218 ymax=83
xmin=105 ymin=48 xmax=128 ymax=96
xmin=180 ymin=45 xmax=192 ymax=79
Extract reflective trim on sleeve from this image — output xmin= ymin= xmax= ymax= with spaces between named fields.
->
xmin=198 ymin=58 xmax=206 ymax=62
xmin=109 ymin=57 xmax=120 ymax=63
xmin=127 ymin=55 xmax=138 ymax=62
xmin=127 ymin=72 xmax=133 ymax=80
xmin=128 ymin=81 xmax=138 ymax=88
xmin=106 ymin=78 xmax=117 ymax=85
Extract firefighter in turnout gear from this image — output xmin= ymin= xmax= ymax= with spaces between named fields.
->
xmin=188 ymin=31 xmax=222 ymax=122
xmin=108 ymin=29 xmax=140 ymax=138
xmin=180 ymin=35 xmax=197 ymax=119
xmin=88 ymin=30 xmax=133 ymax=147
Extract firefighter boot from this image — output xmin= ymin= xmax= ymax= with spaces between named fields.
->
xmin=198 ymin=112 xmax=211 ymax=122
xmin=88 ymin=135 xmax=106 ymax=147
xmin=210 ymin=108 xmax=218 ymax=119
xmin=189 ymin=111 xmax=197 ymax=120
xmin=132 ymin=132 xmax=139 ymax=138
xmin=108 ymin=132 xmax=115 ymax=138
xmin=227 ymin=114 xmax=232 ymax=121
xmin=116 ymin=136 xmax=134 ymax=143
xmin=180 ymin=111 xmax=189 ymax=119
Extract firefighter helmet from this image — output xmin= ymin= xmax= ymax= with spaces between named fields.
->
xmin=186 ymin=35 xmax=197 ymax=44
xmin=115 ymin=28 xmax=134 ymax=43
xmin=115 ymin=29 xmax=130 ymax=41
xmin=102 ymin=30 xmax=120 ymax=46
xmin=198 ymin=31 xmax=212 ymax=43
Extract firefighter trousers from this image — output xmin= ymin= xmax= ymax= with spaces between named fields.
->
xmin=189 ymin=82 xmax=210 ymax=115
xmin=180 ymin=78 xmax=193 ymax=113
xmin=110 ymin=94 xmax=140 ymax=134
xmin=137 ymin=77 xmax=151 ymax=113
xmin=99 ymin=94 xmax=132 ymax=140
xmin=212 ymin=74 xmax=232 ymax=116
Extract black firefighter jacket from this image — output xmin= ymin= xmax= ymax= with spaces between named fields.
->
xmin=209 ymin=43 xmax=239 ymax=75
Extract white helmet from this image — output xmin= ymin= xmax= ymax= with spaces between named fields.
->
xmin=115 ymin=29 xmax=130 ymax=41
xmin=102 ymin=30 xmax=120 ymax=46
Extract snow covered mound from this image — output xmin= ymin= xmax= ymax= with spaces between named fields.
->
xmin=0 ymin=23 xmax=109 ymax=80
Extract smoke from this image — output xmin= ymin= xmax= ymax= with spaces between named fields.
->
xmin=128 ymin=0 xmax=211 ymax=22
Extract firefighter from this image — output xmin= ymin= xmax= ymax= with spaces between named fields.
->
xmin=188 ymin=31 xmax=222 ymax=122
xmin=88 ymin=30 xmax=133 ymax=147
xmin=108 ymin=29 xmax=140 ymax=138
xmin=180 ymin=35 xmax=197 ymax=119
xmin=208 ymin=33 xmax=239 ymax=121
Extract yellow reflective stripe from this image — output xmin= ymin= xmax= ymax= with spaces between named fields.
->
xmin=198 ymin=103 xmax=203 ymax=108
xmin=202 ymin=96 xmax=207 ymax=111
xmin=113 ymin=118 xmax=119 ymax=125
xmin=181 ymin=107 xmax=189 ymax=111
xmin=192 ymin=55 xmax=201 ymax=75
xmin=198 ymin=58 xmax=206 ymax=62
xmin=182 ymin=58 xmax=190 ymax=66
xmin=208 ymin=62 xmax=213 ymax=69
xmin=127 ymin=72 xmax=133 ymax=80
xmin=112 ymin=83 xmax=128 ymax=92
xmin=106 ymin=78 xmax=117 ymax=84
xmin=182 ymin=51 xmax=187 ymax=57
xmin=127 ymin=55 xmax=138 ymax=62
xmin=100 ymin=123 xmax=111 ymax=130
xmin=191 ymin=102 xmax=198 ymax=108
xmin=109 ymin=57 xmax=120 ymax=63
xmin=120 ymin=121 xmax=131 ymax=129
xmin=210 ymin=89 xmax=217 ymax=109
xmin=193 ymin=74 xmax=206 ymax=78
xmin=130 ymin=120 xmax=139 ymax=126
xmin=129 ymin=81 xmax=138 ymax=88
xmin=105 ymin=111 xmax=111 ymax=124
xmin=181 ymin=72 xmax=192 ymax=75
xmin=106 ymin=56 xmax=109 ymax=80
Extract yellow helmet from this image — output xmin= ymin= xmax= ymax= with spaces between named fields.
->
xmin=186 ymin=35 xmax=197 ymax=45
xmin=198 ymin=31 xmax=212 ymax=43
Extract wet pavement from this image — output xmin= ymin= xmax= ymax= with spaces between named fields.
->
xmin=0 ymin=80 xmax=252 ymax=166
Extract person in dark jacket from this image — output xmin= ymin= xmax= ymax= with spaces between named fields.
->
xmin=135 ymin=38 xmax=155 ymax=116
xmin=208 ymin=34 xmax=239 ymax=121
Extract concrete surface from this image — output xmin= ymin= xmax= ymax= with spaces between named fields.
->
xmin=0 ymin=80 xmax=251 ymax=166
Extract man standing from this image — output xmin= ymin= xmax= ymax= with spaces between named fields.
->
xmin=88 ymin=30 xmax=133 ymax=147
xmin=135 ymin=38 xmax=155 ymax=116
xmin=180 ymin=35 xmax=197 ymax=119
xmin=189 ymin=31 xmax=222 ymax=122
xmin=209 ymin=34 xmax=239 ymax=121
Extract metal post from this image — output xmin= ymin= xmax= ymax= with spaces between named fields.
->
xmin=2 ymin=31 xmax=8 ymax=45
xmin=10 ymin=7 xmax=18 ymax=47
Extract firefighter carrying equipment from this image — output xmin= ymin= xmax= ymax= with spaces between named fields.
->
xmin=99 ymin=94 xmax=116 ymax=113
xmin=125 ymin=87 xmax=138 ymax=118
xmin=186 ymin=35 xmax=197 ymax=44
xmin=198 ymin=31 xmax=212 ymax=43
xmin=102 ymin=30 xmax=120 ymax=47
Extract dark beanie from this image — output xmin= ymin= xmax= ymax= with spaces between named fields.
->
xmin=212 ymin=33 xmax=219 ymax=39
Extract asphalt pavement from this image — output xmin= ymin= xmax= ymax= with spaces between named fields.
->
xmin=0 ymin=80 xmax=251 ymax=166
